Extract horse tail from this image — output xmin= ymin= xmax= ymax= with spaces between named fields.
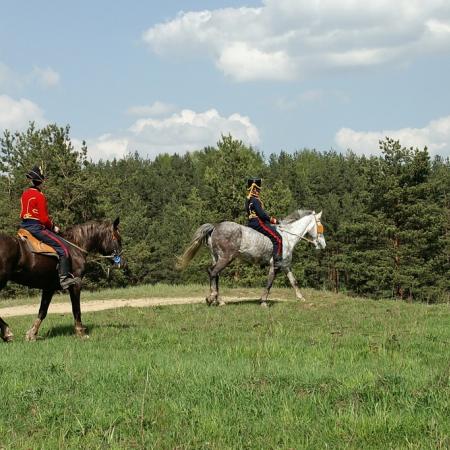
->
xmin=176 ymin=223 xmax=215 ymax=270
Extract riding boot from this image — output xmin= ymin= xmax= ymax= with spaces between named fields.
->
xmin=273 ymin=254 xmax=283 ymax=269
xmin=58 ymin=256 xmax=80 ymax=290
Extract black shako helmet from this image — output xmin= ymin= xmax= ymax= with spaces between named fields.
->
xmin=247 ymin=177 xmax=262 ymax=198
xmin=26 ymin=165 xmax=46 ymax=183
xmin=247 ymin=178 xmax=262 ymax=189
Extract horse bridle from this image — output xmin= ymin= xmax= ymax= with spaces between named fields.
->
xmin=279 ymin=216 xmax=324 ymax=248
xmin=59 ymin=233 xmax=123 ymax=266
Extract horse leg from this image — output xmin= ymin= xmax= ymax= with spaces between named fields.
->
xmin=25 ymin=289 xmax=55 ymax=341
xmin=207 ymin=257 xmax=232 ymax=306
xmin=205 ymin=253 xmax=217 ymax=306
xmin=206 ymin=271 xmax=214 ymax=306
xmin=286 ymin=269 xmax=305 ymax=301
xmin=0 ymin=279 xmax=13 ymax=342
xmin=216 ymin=273 xmax=225 ymax=307
xmin=69 ymin=284 xmax=88 ymax=338
xmin=207 ymin=267 xmax=220 ymax=306
xmin=260 ymin=264 xmax=279 ymax=307
xmin=0 ymin=317 xmax=13 ymax=342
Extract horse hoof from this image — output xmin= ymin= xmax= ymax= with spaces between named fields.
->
xmin=25 ymin=331 xmax=37 ymax=342
xmin=260 ymin=301 xmax=269 ymax=308
xmin=218 ymin=301 xmax=226 ymax=307
xmin=205 ymin=297 xmax=212 ymax=306
xmin=75 ymin=327 xmax=88 ymax=339
xmin=76 ymin=333 xmax=90 ymax=340
xmin=1 ymin=328 xmax=14 ymax=342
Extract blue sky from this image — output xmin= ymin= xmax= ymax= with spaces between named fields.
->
xmin=1 ymin=0 xmax=450 ymax=160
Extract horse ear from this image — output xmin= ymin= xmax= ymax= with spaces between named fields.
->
xmin=113 ymin=217 xmax=120 ymax=230
xmin=316 ymin=211 xmax=323 ymax=220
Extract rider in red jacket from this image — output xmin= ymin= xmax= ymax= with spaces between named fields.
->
xmin=20 ymin=166 xmax=79 ymax=290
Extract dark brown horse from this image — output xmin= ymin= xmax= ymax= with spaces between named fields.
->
xmin=0 ymin=218 xmax=122 ymax=342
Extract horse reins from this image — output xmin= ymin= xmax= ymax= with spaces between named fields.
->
xmin=278 ymin=218 xmax=324 ymax=246
xmin=58 ymin=236 xmax=88 ymax=254
xmin=58 ymin=236 xmax=122 ymax=261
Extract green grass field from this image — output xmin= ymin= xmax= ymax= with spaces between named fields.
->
xmin=0 ymin=287 xmax=449 ymax=449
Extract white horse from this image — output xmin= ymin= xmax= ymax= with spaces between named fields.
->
xmin=177 ymin=209 xmax=326 ymax=307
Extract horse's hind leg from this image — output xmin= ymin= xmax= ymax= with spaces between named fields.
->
xmin=0 ymin=317 xmax=13 ymax=342
xmin=207 ymin=266 xmax=220 ymax=306
xmin=205 ymin=254 xmax=217 ymax=306
xmin=25 ymin=289 xmax=55 ymax=341
xmin=206 ymin=267 xmax=215 ymax=306
xmin=260 ymin=264 xmax=278 ymax=307
xmin=207 ymin=256 xmax=232 ymax=306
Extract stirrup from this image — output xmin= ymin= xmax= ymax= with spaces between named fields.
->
xmin=273 ymin=257 xmax=283 ymax=269
xmin=59 ymin=276 xmax=80 ymax=290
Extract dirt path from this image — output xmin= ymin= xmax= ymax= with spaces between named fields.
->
xmin=0 ymin=295 xmax=284 ymax=318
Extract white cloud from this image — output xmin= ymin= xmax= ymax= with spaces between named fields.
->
xmin=0 ymin=62 xmax=20 ymax=91
xmin=142 ymin=1 xmax=450 ymax=81
xmin=0 ymin=62 xmax=60 ymax=91
xmin=84 ymin=108 xmax=260 ymax=161
xmin=126 ymin=101 xmax=175 ymax=117
xmin=216 ymin=42 xmax=296 ymax=81
xmin=0 ymin=95 xmax=47 ymax=133
xmin=335 ymin=115 xmax=450 ymax=157
xmin=86 ymin=135 xmax=129 ymax=161
xmin=31 ymin=66 xmax=60 ymax=88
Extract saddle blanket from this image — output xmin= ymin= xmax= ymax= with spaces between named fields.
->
xmin=17 ymin=229 xmax=58 ymax=257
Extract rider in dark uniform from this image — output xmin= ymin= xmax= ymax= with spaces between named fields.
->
xmin=245 ymin=178 xmax=283 ymax=268
xmin=20 ymin=165 xmax=79 ymax=290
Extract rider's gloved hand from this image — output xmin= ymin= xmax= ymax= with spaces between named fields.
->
xmin=270 ymin=217 xmax=278 ymax=225
xmin=53 ymin=225 xmax=60 ymax=233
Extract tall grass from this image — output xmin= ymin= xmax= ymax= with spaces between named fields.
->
xmin=0 ymin=289 xmax=449 ymax=449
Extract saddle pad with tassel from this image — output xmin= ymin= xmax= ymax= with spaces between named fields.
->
xmin=17 ymin=229 xmax=59 ymax=257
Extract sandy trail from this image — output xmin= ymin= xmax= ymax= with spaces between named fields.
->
xmin=0 ymin=295 xmax=282 ymax=318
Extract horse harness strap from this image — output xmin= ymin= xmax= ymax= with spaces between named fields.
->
xmin=278 ymin=218 xmax=324 ymax=246
xmin=59 ymin=236 xmax=122 ymax=262
xmin=58 ymin=236 xmax=89 ymax=254
xmin=282 ymin=229 xmax=316 ymax=245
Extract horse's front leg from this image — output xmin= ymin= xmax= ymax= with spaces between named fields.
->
xmin=0 ymin=279 xmax=13 ymax=342
xmin=286 ymin=269 xmax=305 ymax=301
xmin=69 ymin=284 xmax=88 ymax=338
xmin=0 ymin=317 xmax=14 ymax=342
xmin=26 ymin=289 xmax=55 ymax=341
xmin=260 ymin=264 xmax=279 ymax=307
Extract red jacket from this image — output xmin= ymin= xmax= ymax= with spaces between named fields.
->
xmin=20 ymin=187 xmax=53 ymax=229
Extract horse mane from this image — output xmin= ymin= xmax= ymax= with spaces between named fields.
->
xmin=63 ymin=220 xmax=113 ymax=252
xmin=280 ymin=209 xmax=313 ymax=225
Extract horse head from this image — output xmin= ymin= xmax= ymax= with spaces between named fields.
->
xmin=90 ymin=217 xmax=125 ymax=269
xmin=307 ymin=211 xmax=326 ymax=250
xmin=65 ymin=217 xmax=124 ymax=268
xmin=108 ymin=217 xmax=124 ymax=268
xmin=279 ymin=209 xmax=326 ymax=250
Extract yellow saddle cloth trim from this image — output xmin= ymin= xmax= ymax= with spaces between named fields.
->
xmin=17 ymin=229 xmax=57 ymax=255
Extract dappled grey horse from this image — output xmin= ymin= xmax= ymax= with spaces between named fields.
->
xmin=177 ymin=210 xmax=326 ymax=307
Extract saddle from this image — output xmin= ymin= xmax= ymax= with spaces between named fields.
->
xmin=17 ymin=229 xmax=59 ymax=258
